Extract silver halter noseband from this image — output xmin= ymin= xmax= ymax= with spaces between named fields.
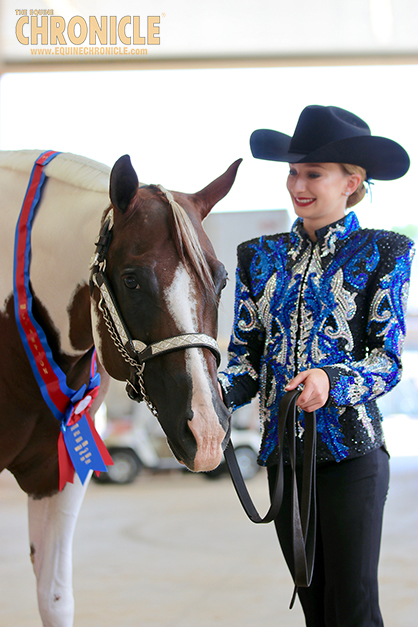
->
xmin=89 ymin=200 xmax=221 ymax=416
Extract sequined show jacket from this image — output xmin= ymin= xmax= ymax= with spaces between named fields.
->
xmin=219 ymin=212 xmax=415 ymax=466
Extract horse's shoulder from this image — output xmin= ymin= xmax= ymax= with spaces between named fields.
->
xmin=0 ymin=150 xmax=110 ymax=194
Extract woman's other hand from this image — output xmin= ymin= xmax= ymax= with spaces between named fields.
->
xmin=285 ymin=369 xmax=330 ymax=412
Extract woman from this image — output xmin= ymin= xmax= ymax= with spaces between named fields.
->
xmin=218 ymin=105 xmax=414 ymax=626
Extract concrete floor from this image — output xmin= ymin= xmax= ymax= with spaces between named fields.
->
xmin=0 ymin=457 xmax=417 ymax=627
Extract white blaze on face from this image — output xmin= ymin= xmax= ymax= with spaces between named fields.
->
xmin=164 ymin=263 xmax=224 ymax=471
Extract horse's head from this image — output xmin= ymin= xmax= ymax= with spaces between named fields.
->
xmin=90 ymin=155 xmax=242 ymax=472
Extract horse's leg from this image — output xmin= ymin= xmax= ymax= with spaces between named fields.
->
xmin=27 ymin=472 xmax=91 ymax=627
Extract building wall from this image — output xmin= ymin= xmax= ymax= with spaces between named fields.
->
xmin=204 ymin=209 xmax=290 ymax=352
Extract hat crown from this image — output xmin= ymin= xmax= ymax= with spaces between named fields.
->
xmin=289 ymin=105 xmax=371 ymax=155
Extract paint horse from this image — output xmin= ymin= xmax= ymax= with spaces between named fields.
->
xmin=0 ymin=149 xmax=241 ymax=626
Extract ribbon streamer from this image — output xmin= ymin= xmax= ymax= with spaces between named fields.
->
xmin=13 ymin=150 xmax=113 ymax=490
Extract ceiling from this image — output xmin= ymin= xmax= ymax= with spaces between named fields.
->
xmin=1 ymin=0 xmax=417 ymax=71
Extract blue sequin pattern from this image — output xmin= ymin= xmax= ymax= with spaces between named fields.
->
xmin=218 ymin=212 xmax=415 ymax=465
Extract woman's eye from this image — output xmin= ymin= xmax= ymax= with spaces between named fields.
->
xmin=308 ymin=172 xmax=321 ymax=179
xmin=123 ymin=276 xmax=139 ymax=290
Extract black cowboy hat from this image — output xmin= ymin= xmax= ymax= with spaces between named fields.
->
xmin=250 ymin=105 xmax=410 ymax=180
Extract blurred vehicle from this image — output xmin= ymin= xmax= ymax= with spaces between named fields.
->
xmin=93 ymin=409 xmax=183 ymax=484
xmin=93 ymin=405 xmax=262 ymax=484
xmin=202 ymin=427 xmax=261 ymax=480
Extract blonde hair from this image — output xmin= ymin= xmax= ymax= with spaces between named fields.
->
xmin=340 ymin=163 xmax=368 ymax=208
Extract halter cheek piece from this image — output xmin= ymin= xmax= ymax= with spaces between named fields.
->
xmin=89 ymin=208 xmax=221 ymax=416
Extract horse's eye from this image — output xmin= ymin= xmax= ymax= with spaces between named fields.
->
xmin=123 ymin=276 xmax=139 ymax=290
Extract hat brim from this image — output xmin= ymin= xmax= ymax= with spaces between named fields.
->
xmin=250 ymin=129 xmax=410 ymax=180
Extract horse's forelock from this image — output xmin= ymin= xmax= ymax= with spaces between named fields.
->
xmin=152 ymin=185 xmax=217 ymax=303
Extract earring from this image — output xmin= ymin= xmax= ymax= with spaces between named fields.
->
xmin=344 ymin=191 xmax=349 ymax=197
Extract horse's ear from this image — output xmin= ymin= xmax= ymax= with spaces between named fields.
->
xmin=110 ymin=155 xmax=139 ymax=213
xmin=194 ymin=159 xmax=242 ymax=219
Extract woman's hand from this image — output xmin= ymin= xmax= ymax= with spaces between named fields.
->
xmin=285 ymin=369 xmax=330 ymax=412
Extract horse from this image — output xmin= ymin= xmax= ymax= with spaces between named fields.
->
xmin=0 ymin=149 xmax=241 ymax=626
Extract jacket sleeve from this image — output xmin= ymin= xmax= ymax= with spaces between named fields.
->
xmin=322 ymin=233 xmax=415 ymax=407
xmin=218 ymin=242 xmax=266 ymax=411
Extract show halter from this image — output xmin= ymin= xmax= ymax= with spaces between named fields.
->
xmin=89 ymin=197 xmax=222 ymax=415
xmin=13 ymin=150 xmax=113 ymax=491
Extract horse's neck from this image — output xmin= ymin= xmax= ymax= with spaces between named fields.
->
xmin=0 ymin=167 xmax=109 ymax=357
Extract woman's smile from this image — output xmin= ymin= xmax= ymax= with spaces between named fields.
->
xmin=292 ymin=196 xmax=316 ymax=207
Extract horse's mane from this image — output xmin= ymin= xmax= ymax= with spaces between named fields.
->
xmin=0 ymin=150 xmax=110 ymax=193
xmin=155 ymin=185 xmax=216 ymax=301
xmin=1 ymin=150 xmax=216 ymax=299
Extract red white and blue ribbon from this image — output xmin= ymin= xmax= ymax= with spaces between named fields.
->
xmin=13 ymin=150 xmax=113 ymax=490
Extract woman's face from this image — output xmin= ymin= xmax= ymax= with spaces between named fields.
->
xmin=286 ymin=162 xmax=360 ymax=238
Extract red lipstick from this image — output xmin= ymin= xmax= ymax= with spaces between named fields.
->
xmin=293 ymin=197 xmax=316 ymax=208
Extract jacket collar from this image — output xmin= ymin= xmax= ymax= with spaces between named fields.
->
xmin=289 ymin=211 xmax=361 ymax=267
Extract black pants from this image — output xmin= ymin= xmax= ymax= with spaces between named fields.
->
xmin=267 ymin=447 xmax=390 ymax=627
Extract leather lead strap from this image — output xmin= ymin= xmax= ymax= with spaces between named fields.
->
xmin=224 ymin=389 xmax=317 ymax=605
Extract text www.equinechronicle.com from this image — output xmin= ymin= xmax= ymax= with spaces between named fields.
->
xmin=30 ymin=47 xmax=149 ymax=56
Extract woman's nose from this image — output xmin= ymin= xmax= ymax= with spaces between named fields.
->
xmin=293 ymin=175 xmax=306 ymax=192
